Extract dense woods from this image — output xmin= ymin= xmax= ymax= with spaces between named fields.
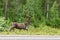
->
xmin=0 ymin=0 xmax=60 ymax=35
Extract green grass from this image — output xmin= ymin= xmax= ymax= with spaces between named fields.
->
xmin=0 ymin=24 xmax=60 ymax=35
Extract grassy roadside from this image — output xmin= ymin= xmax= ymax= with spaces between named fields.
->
xmin=0 ymin=24 xmax=60 ymax=35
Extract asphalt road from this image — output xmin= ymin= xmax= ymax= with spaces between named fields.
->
xmin=0 ymin=35 xmax=60 ymax=40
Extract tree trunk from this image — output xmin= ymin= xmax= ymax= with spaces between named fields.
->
xmin=57 ymin=0 xmax=60 ymax=18
xmin=4 ymin=0 xmax=8 ymax=20
xmin=42 ymin=0 xmax=47 ymax=18
xmin=46 ymin=0 xmax=49 ymax=19
xmin=42 ymin=0 xmax=49 ymax=19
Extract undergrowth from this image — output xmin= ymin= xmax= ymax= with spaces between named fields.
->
xmin=0 ymin=25 xmax=60 ymax=35
xmin=0 ymin=17 xmax=60 ymax=35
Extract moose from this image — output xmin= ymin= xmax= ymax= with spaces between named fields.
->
xmin=9 ymin=16 xmax=31 ymax=31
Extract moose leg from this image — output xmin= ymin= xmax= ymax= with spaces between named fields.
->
xmin=9 ymin=27 xmax=15 ymax=31
xmin=24 ymin=28 xmax=28 ymax=31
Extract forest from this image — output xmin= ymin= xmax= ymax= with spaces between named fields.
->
xmin=0 ymin=0 xmax=60 ymax=35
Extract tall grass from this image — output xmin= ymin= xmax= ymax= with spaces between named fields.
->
xmin=0 ymin=17 xmax=60 ymax=35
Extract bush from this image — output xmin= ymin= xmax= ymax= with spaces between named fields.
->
xmin=0 ymin=17 xmax=5 ymax=27
xmin=46 ymin=19 xmax=56 ymax=27
xmin=46 ymin=18 xmax=60 ymax=27
xmin=0 ymin=17 xmax=6 ymax=31
xmin=0 ymin=17 xmax=12 ymax=31
xmin=55 ymin=18 xmax=60 ymax=27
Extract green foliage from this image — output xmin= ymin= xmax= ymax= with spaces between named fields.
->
xmin=0 ymin=0 xmax=60 ymax=35
xmin=0 ymin=17 xmax=6 ymax=31
xmin=0 ymin=25 xmax=60 ymax=35
xmin=0 ymin=17 xmax=5 ymax=27
xmin=0 ymin=17 xmax=12 ymax=31
xmin=55 ymin=18 xmax=60 ymax=27
xmin=46 ymin=1 xmax=59 ymax=27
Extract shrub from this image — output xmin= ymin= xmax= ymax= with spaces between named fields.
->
xmin=55 ymin=18 xmax=60 ymax=27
